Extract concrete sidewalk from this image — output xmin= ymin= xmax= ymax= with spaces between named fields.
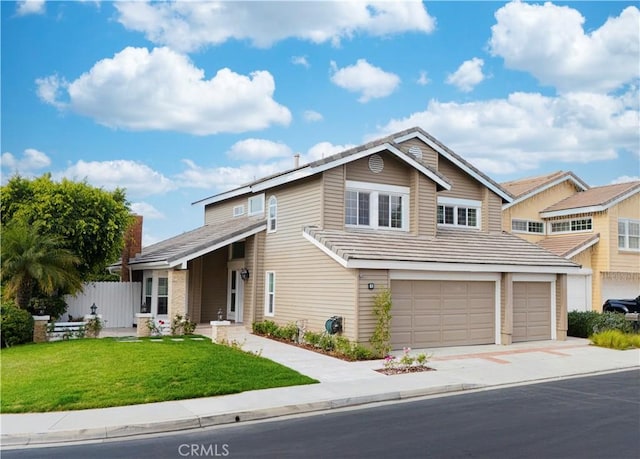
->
xmin=2 ymin=335 xmax=639 ymax=448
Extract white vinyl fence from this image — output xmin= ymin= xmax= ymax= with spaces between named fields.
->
xmin=64 ymin=282 xmax=141 ymax=328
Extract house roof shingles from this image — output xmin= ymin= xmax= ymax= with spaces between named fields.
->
xmin=128 ymin=217 xmax=266 ymax=267
xmin=501 ymin=170 xmax=588 ymax=199
xmin=305 ymin=226 xmax=579 ymax=268
xmin=537 ymin=233 xmax=600 ymax=258
xmin=542 ymin=181 xmax=640 ymax=214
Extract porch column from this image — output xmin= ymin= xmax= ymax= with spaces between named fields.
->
xmin=169 ymin=269 xmax=188 ymax=319
xmin=501 ymin=273 xmax=513 ymax=345
xmin=556 ymin=274 xmax=568 ymax=340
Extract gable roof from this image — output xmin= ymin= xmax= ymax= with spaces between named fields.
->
xmin=501 ymin=171 xmax=589 ymax=209
xmin=537 ymin=233 xmax=600 ymax=259
xmin=124 ymin=217 xmax=266 ymax=270
xmin=540 ymin=181 xmax=640 ymax=218
xmin=303 ymin=226 xmax=580 ymax=273
xmin=193 ymin=127 xmax=513 ymax=207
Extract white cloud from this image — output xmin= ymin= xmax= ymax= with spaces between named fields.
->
xmin=177 ymin=159 xmax=284 ymax=191
xmin=115 ymin=1 xmax=435 ymax=52
xmin=35 ymin=75 xmax=67 ymax=109
xmin=226 ymin=138 xmax=293 ymax=161
xmin=130 ymin=202 xmax=166 ymax=220
xmin=375 ymin=90 xmax=639 ymax=175
xmin=303 ymin=141 xmax=357 ymax=164
xmin=303 ymin=110 xmax=323 ymax=122
xmin=611 ymin=176 xmax=640 ymax=184
xmin=446 ymin=58 xmax=485 ymax=92
xmin=417 ymin=71 xmax=430 ymax=86
xmin=16 ymin=0 xmax=45 ymax=16
xmin=489 ymin=2 xmax=640 ymax=93
xmin=1 ymin=148 xmax=51 ymax=175
xmin=36 ymin=46 xmax=291 ymax=135
xmin=57 ymin=159 xmax=176 ymax=198
xmin=291 ymin=56 xmax=310 ymax=68
xmin=330 ymin=59 xmax=400 ymax=103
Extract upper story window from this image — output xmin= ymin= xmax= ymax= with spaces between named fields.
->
xmin=512 ymin=219 xmax=545 ymax=234
xmin=267 ymin=196 xmax=277 ymax=233
xmin=550 ymin=217 xmax=592 ymax=234
xmin=344 ymin=181 xmax=409 ymax=231
xmin=437 ymin=197 xmax=481 ymax=229
xmin=233 ymin=205 xmax=245 ymax=217
xmin=248 ymin=194 xmax=265 ymax=216
xmin=618 ymin=219 xmax=640 ymax=251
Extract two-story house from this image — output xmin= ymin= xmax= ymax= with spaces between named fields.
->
xmin=125 ymin=127 xmax=581 ymax=349
xmin=502 ymin=171 xmax=640 ymax=311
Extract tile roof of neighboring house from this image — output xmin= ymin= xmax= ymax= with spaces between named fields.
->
xmin=536 ymin=233 xmax=601 ymax=258
xmin=500 ymin=171 xmax=589 ymax=208
xmin=194 ymin=127 xmax=512 ymax=207
xmin=541 ymin=181 xmax=640 ymax=217
xmin=125 ymin=217 xmax=266 ymax=269
xmin=303 ymin=226 xmax=580 ymax=271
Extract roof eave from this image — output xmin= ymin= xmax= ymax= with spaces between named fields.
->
xmin=503 ymin=174 xmax=590 ymax=210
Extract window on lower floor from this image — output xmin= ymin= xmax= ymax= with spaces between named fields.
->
xmin=550 ymin=217 xmax=592 ymax=234
xmin=265 ymin=271 xmax=275 ymax=316
xmin=157 ymin=277 xmax=168 ymax=315
xmin=618 ymin=219 xmax=640 ymax=250
xmin=512 ymin=219 xmax=545 ymax=234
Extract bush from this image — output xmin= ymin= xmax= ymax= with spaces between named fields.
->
xmin=370 ymin=289 xmax=392 ymax=358
xmin=568 ymin=311 xmax=601 ymax=338
xmin=590 ymin=329 xmax=640 ymax=350
xmin=27 ymin=295 xmax=68 ymax=320
xmin=303 ymin=331 xmax=322 ymax=347
xmin=592 ymin=312 xmax=633 ymax=334
xmin=1 ymin=302 xmax=34 ymax=348
xmin=274 ymin=323 xmax=299 ymax=342
xmin=252 ymin=320 xmax=279 ymax=337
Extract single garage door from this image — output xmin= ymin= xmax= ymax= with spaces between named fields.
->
xmin=513 ymin=282 xmax=551 ymax=342
xmin=390 ymin=280 xmax=495 ymax=349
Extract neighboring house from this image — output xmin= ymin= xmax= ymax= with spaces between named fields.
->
xmin=502 ymin=171 xmax=640 ymax=312
xmin=121 ymin=127 xmax=582 ymax=349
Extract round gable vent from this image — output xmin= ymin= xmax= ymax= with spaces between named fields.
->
xmin=368 ymin=154 xmax=384 ymax=173
xmin=408 ymin=146 xmax=423 ymax=161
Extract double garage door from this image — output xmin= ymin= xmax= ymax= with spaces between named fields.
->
xmin=390 ymin=280 xmax=552 ymax=349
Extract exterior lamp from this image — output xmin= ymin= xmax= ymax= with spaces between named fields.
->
xmin=240 ymin=268 xmax=250 ymax=281
xmin=90 ymin=303 xmax=97 ymax=315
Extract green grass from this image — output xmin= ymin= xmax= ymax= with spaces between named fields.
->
xmin=0 ymin=336 xmax=317 ymax=413
xmin=590 ymin=330 xmax=640 ymax=350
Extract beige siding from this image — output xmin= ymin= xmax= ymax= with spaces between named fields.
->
xmin=242 ymin=232 xmax=264 ymax=325
xmin=396 ymin=138 xmax=439 ymax=170
xmin=346 ymin=152 xmax=411 ymax=187
xmin=322 ymin=166 xmax=345 ymax=230
xmin=413 ymin=172 xmax=437 ymax=237
xmin=437 ymin=157 xmax=483 ymax=201
xmin=204 ymin=196 xmax=248 ymax=226
xmin=262 ymin=177 xmax=359 ymax=341
xmin=356 ymin=270 xmax=390 ymax=344
xmin=608 ymin=195 xmax=640 ymax=272
xmin=556 ymin=274 xmax=568 ymax=340
xmin=200 ymin=249 xmax=228 ymax=322
xmin=483 ymin=187 xmax=503 ymax=233
xmin=570 ymin=248 xmax=593 ymax=270
xmin=187 ymin=258 xmax=203 ymax=323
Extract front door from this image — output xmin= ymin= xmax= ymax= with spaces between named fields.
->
xmin=227 ymin=269 xmax=244 ymax=323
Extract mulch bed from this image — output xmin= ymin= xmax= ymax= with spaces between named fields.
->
xmin=375 ymin=366 xmax=436 ymax=375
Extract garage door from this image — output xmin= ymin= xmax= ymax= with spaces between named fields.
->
xmin=390 ymin=280 xmax=495 ymax=349
xmin=601 ymin=278 xmax=639 ymax=306
xmin=513 ymin=282 xmax=551 ymax=342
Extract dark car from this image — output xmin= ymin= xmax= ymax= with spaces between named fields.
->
xmin=602 ymin=295 xmax=640 ymax=314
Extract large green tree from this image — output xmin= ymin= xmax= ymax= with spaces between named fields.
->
xmin=1 ymin=174 xmax=133 ymax=279
xmin=1 ymin=220 xmax=83 ymax=309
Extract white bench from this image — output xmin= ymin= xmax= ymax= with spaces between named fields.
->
xmin=47 ymin=321 xmax=86 ymax=341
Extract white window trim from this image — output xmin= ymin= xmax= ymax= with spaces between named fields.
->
xmin=549 ymin=217 xmax=593 ymax=234
xmin=248 ymin=193 xmax=265 ymax=216
xmin=142 ymin=270 xmax=169 ymax=317
xmin=512 ymin=218 xmax=545 ymax=235
xmin=267 ymin=196 xmax=277 ymax=233
xmin=618 ymin=218 xmax=640 ymax=252
xmin=233 ymin=205 xmax=245 ymax=217
xmin=345 ymin=180 xmax=410 ymax=231
xmin=437 ymin=197 xmax=482 ymax=229
xmin=264 ymin=271 xmax=275 ymax=317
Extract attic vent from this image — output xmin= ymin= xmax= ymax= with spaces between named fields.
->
xmin=408 ymin=146 xmax=423 ymax=161
xmin=368 ymin=154 xmax=384 ymax=174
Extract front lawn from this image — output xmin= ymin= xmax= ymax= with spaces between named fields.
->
xmin=0 ymin=336 xmax=317 ymax=413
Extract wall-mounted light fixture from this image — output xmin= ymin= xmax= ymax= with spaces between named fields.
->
xmin=90 ymin=303 xmax=98 ymax=315
xmin=240 ymin=268 xmax=250 ymax=281
xmin=367 ymin=283 xmax=375 ymax=290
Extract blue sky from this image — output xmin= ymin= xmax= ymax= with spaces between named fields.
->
xmin=2 ymin=1 xmax=639 ymax=246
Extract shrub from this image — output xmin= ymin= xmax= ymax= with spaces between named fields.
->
xmin=1 ymin=302 xmax=34 ymax=348
xmin=317 ymin=333 xmax=335 ymax=352
xmin=27 ymin=295 xmax=68 ymax=320
xmin=274 ymin=322 xmax=299 ymax=342
xmin=370 ymin=289 xmax=392 ymax=358
xmin=303 ymin=331 xmax=322 ymax=347
xmin=568 ymin=311 xmax=601 ymax=338
xmin=252 ymin=320 xmax=279 ymax=337
xmin=592 ymin=312 xmax=633 ymax=334
xmin=590 ymin=329 xmax=640 ymax=350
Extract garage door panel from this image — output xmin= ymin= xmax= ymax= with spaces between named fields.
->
xmin=391 ymin=280 xmax=495 ymax=349
xmin=513 ymin=282 xmax=551 ymax=342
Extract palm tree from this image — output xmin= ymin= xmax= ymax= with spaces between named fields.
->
xmin=1 ymin=220 xmax=83 ymax=309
